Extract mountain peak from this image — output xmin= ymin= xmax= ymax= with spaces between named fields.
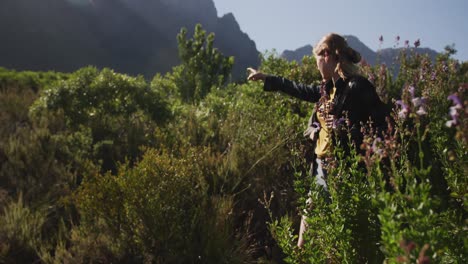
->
xmin=219 ymin=13 xmax=240 ymax=31
xmin=221 ymin=12 xmax=236 ymax=21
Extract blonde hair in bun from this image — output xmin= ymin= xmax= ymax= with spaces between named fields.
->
xmin=313 ymin=33 xmax=361 ymax=79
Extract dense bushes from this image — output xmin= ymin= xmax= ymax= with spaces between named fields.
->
xmin=30 ymin=67 xmax=171 ymax=173
xmin=0 ymin=26 xmax=466 ymax=263
xmin=73 ymin=147 xmax=252 ymax=263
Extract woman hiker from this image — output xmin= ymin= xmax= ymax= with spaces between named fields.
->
xmin=247 ymin=33 xmax=390 ymax=247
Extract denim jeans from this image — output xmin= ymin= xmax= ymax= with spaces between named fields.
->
xmin=311 ymin=158 xmax=331 ymax=204
xmin=314 ymin=158 xmax=328 ymax=192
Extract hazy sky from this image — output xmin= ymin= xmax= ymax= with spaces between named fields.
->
xmin=212 ymin=0 xmax=468 ymax=62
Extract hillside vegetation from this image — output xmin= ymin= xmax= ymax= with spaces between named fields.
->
xmin=0 ymin=25 xmax=466 ymax=263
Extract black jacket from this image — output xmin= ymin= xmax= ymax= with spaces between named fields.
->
xmin=264 ymin=75 xmax=390 ymax=158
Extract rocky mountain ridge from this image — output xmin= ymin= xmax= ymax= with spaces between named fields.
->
xmin=0 ymin=0 xmax=260 ymax=78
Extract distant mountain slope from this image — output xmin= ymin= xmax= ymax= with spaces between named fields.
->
xmin=281 ymin=35 xmax=439 ymax=68
xmin=0 ymin=0 xmax=108 ymax=72
xmin=0 ymin=0 xmax=260 ymax=79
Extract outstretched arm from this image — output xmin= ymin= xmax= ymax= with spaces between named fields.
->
xmin=247 ymin=68 xmax=321 ymax=103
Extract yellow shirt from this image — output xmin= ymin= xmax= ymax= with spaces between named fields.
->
xmin=315 ymin=87 xmax=336 ymax=158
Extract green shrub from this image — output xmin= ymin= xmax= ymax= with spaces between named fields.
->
xmin=75 ymin=147 xmax=253 ymax=263
xmin=30 ymin=67 xmax=171 ymax=173
xmin=176 ymin=24 xmax=234 ymax=103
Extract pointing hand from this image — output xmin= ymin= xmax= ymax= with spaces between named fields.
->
xmin=247 ymin=68 xmax=266 ymax=82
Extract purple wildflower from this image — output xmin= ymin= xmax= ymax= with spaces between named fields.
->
xmin=396 ymin=100 xmax=409 ymax=119
xmin=416 ymin=106 xmax=427 ymax=116
xmin=448 ymin=94 xmax=462 ymax=107
xmin=379 ymin=35 xmax=384 ymax=43
xmin=446 ymin=103 xmax=461 ymax=127
xmin=332 ymin=117 xmax=346 ymax=130
xmin=449 ymin=106 xmax=460 ymax=117
xmin=446 ymin=93 xmax=463 ymax=127
xmin=446 ymin=120 xmax=457 ymax=127
xmin=404 ymin=40 xmax=409 ymax=47
xmin=411 ymin=97 xmax=426 ymax=108
xmin=396 ymin=35 xmax=400 ymax=42
xmin=414 ymin=39 xmax=421 ymax=48
xmin=408 ymin=93 xmax=427 ymax=116
xmin=449 ymin=104 xmax=461 ymax=116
